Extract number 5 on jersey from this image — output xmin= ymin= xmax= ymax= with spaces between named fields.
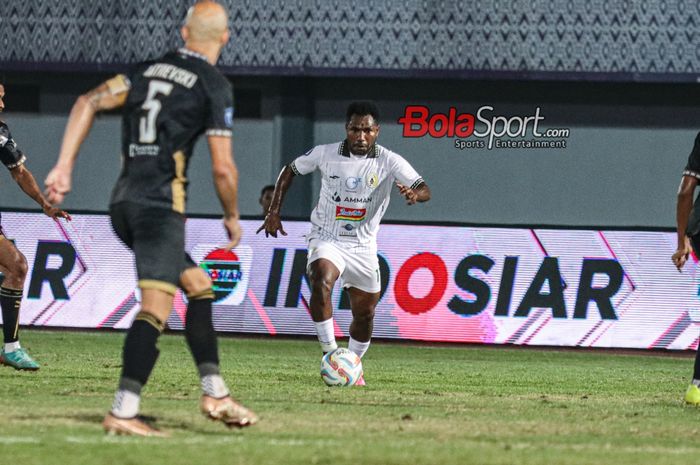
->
xmin=139 ymin=80 xmax=174 ymax=143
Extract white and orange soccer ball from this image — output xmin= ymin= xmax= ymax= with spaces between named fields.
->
xmin=320 ymin=348 xmax=363 ymax=386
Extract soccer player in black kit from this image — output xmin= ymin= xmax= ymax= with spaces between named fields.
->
xmin=672 ymin=131 xmax=700 ymax=405
xmin=45 ymin=1 xmax=257 ymax=436
xmin=0 ymin=82 xmax=70 ymax=371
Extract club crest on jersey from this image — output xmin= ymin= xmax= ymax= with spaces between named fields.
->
xmin=335 ymin=206 xmax=366 ymax=222
xmin=366 ymin=173 xmax=379 ymax=189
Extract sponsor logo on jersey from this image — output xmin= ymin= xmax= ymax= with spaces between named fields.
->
xmin=128 ymin=144 xmax=160 ymax=157
xmin=339 ymin=222 xmax=357 ymax=237
xmin=332 ymin=192 xmax=341 ymax=202
xmin=366 ymin=173 xmax=379 ymax=189
xmin=343 ymin=196 xmax=372 ymax=203
xmin=335 ymin=206 xmax=366 ymax=222
xmin=329 ymin=175 xmax=340 ymax=179
xmin=345 ymin=176 xmax=362 ymax=191
xmin=224 ymin=107 xmax=234 ymax=128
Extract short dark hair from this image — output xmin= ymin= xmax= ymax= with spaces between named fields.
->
xmin=346 ymin=101 xmax=380 ymax=125
xmin=260 ymin=184 xmax=274 ymax=196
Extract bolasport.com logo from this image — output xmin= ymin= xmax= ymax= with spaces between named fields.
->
xmin=397 ymin=105 xmax=570 ymax=150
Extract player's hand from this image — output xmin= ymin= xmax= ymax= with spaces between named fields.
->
xmin=396 ymin=182 xmax=418 ymax=205
xmin=43 ymin=204 xmax=72 ymax=221
xmin=672 ymin=237 xmax=693 ymax=271
xmin=223 ymin=216 xmax=242 ymax=249
xmin=44 ymin=166 xmax=72 ymax=205
xmin=256 ymin=212 xmax=287 ymax=238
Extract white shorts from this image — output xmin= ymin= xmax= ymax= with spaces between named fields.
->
xmin=306 ymin=238 xmax=381 ymax=294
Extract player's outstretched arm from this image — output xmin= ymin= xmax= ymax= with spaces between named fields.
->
xmin=45 ymin=75 xmax=130 ymax=205
xmin=10 ymin=164 xmax=71 ymax=220
xmin=209 ymin=134 xmax=241 ymax=249
xmin=396 ymin=181 xmax=431 ymax=205
xmin=256 ymin=165 xmax=295 ymax=238
xmin=673 ymin=175 xmax=697 ymax=271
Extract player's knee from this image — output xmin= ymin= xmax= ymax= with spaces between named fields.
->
xmin=181 ymin=267 xmax=212 ymax=296
xmin=355 ymin=308 xmax=375 ymax=324
xmin=311 ymin=277 xmax=334 ymax=299
xmin=12 ymin=252 xmax=28 ymax=281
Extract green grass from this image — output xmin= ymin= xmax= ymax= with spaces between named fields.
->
xmin=0 ymin=330 xmax=698 ymax=465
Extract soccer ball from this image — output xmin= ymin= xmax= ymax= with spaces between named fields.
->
xmin=320 ymin=348 xmax=363 ymax=386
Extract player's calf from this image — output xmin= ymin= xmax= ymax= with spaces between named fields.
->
xmin=108 ymin=311 xmax=164 ymax=425
xmin=0 ymin=249 xmax=38 ymax=370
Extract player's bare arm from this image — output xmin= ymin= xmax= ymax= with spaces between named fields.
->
xmin=10 ymin=164 xmax=71 ymax=220
xmin=396 ymin=181 xmax=431 ymax=205
xmin=209 ymin=134 xmax=241 ymax=249
xmin=256 ymin=165 xmax=294 ymax=238
xmin=673 ymin=175 xmax=697 ymax=271
xmin=45 ymin=75 xmax=130 ymax=204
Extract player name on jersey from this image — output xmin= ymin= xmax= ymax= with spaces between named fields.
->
xmin=143 ymin=63 xmax=198 ymax=88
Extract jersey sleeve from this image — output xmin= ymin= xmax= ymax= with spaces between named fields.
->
xmin=0 ymin=123 xmax=26 ymax=170
xmin=104 ymin=74 xmax=131 ymax=106
xmin=684 ymin=131 xmax=700 ymax=180
xmin=290 ymin=146 xmax=323 ymax=175
xmin=389 ymin=152 xmax=424 ymax=189
xmin=204 ymin=78 xmax=234 ymax=138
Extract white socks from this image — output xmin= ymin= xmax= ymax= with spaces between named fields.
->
xmin=348 ymin=337 xmax=370 ymax=358
xmin=201 ymin=374 xmax=230 ymax=398
xmin=314 ymin=318 xmax=371 ymax=358
xmin=110 ymin=375 xmax=229 ymax=419
xmin=314 ymin=318 xmax=338 ymax=353
xmin=4 ymin=341 xmax=20 ymax=353
xmin=111 ymin=390 xmax=141 ymax=418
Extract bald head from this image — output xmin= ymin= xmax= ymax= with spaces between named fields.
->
xmin=182 ymin=1 xmax=229 ymax=44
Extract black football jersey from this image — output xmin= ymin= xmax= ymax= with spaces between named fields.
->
xmin=0 ymin=121 xmax=27 ymax=170
xmin=684 ymin=131 xmax=700 ymax=236
xmin=111 ymin=48 xmax=234 ymax=213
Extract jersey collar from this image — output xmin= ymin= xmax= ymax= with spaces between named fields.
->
xmin=339 ymin=140 xmax=379 ymax=158
xmin=177 ymin=47 xmax=209 ymax=63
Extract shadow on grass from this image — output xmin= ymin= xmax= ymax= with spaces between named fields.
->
xmin=9 ymin=412 xmax=249 ymax=437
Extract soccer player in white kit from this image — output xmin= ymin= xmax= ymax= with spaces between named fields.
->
xmin=258 ymin=102 xmax=431 ymax=385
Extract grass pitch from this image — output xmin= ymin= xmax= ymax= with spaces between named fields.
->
xmin=0 ymin=330 xmax=698 ymax=465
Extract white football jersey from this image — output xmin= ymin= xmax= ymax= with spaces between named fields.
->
xmin=291 ymin=141 xmax=424 ymax=249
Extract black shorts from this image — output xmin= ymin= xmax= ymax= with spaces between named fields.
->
xmin=110 ymin=202 xmax=196 ymax=295
xmin=692 ymin=234 xmax=700 ymax=256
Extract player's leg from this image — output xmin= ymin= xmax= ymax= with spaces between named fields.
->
xmin=0 ymin=232 xmax=39 ymax=370
xmin=347 ymin=287 xmax=380 ymax=358
xmin=686 ymin=233 xmax=700 ymax=404
xmin=103 ymin=203 xmax=178 ymax=436
xmin=104 ymin=287 xmax=172 ymax=436
xmin=307 ymin=240 xmax=344 ymax=354
xmin=180 ymin=262 xmax=257 ymax=427
xmin=342 ymin=249 xmax=382 ymax=385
